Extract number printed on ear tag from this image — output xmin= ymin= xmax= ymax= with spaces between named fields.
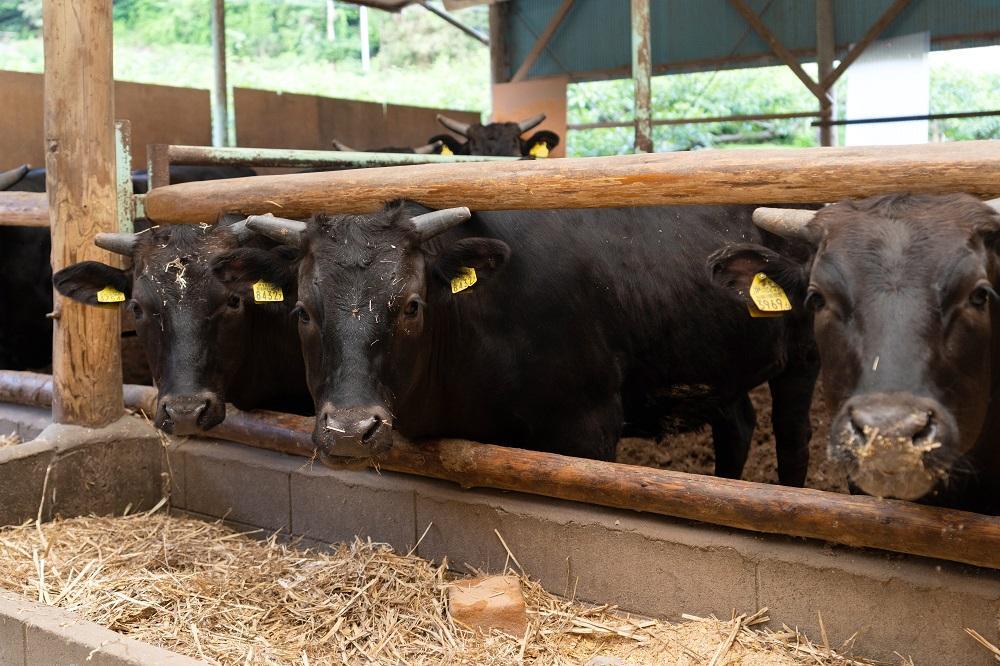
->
xmin=748 ymin=272 xmax=791 ymax=317
xmin=253 ymin=280 xmax=284 ymax=303
xmin=96 ymin=286 xmax=125 ymax=303
xmin=451 ymin=267 xmax=477 ymax=294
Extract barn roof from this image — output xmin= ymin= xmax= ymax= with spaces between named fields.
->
xmin=503 ymin=0 xmax=1000 ymax=82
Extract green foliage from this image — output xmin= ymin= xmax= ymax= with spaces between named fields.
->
xmin=0 ymin=1 xmax=41 ymax=36
xmin=929 ymin=62 xmax=1000 ymax=140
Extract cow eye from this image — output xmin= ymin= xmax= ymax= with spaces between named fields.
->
xmin=292 ymin=302 xmax=311 ymax=324
xmin=127 ymin=300 xmax=143 ymax=320
xmin=226 ymin=294 xmax=242 ymax=310
xmin=969 ymin=282 xmax=996 ymax=309
xmin=403 ymin=296 xmax=422 ymax=318
xmin=805 ymin=287 xmax=826 ymax=312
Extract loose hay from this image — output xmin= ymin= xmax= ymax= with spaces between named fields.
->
xmin=0 ymin=510 xmax=899 ymax=665
xmin=0 ymin=432 xmax=20 ymax=448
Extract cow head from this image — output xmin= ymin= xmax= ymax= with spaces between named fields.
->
xmin=53 ymin=216 xmax=299 ymax=435
xmin=228 ymin=202 xmax=508 ymax=463
xmin=711 ymin=194 xmax=1000 ymax=501
xmin=435 ymin=113 xmax=560 ymax=157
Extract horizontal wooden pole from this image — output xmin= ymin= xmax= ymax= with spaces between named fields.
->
xmin=3 ymin=369 xmax=1000 ymax=570
xmin=143 ymin=141 xmax=1000 ymax=223
xmin=0 ymin=192 xmax=49 ymax=227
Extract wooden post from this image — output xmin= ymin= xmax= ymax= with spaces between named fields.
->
xmin=489 ymin=0 xmax=510 ymax=84
xmin=631 ymin=0 xmax=653 ymax=153
xmin=211 ymin=0 xmax=230 ymax=148
xmin=43 ymin=0 xmax=123 ymax=426
xmin=816 ymin=0 xmax=835 ymax=147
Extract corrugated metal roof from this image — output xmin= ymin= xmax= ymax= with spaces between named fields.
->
xmin=506 ymin=0 xmax=1000 ymax=82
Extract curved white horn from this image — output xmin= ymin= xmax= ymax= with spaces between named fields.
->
xmin=752 ymin=207 xmax=817 ymax=240
xmin=436 ymin=113 xmax=471 ymax=137
xmin=227 ymin=218 xmax=256 ymax=243
xmin=0 ymin=164 xmax=29 ymax=190
xmin=331 ymin=139 xmax=357 ymax=152
xmin=413 ymin=140 xmax=443 ymax=155
xmin=517 ymin=112 xmax=546 ymax=133
xmin=412 ymin=207 xmax=472 ymax=241
xmin=245 ymin=215 xmax=307 ymax=247
xmin=986 ymin=198 xmax=1000 ymax=214
xmin=95 ymin=232 xmax=139 ymax=256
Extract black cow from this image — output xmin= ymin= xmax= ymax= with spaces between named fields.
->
xmin=220 ymin=202 xmax=818 ymax=485
xmin=0 ymin=163 xmax=259 ymax=376
xmin=433 ymin=113 xmax=560 ymax=157
xmin=712 ymin=193 xmax=1000 ymax=513
xmin=330 ymin=139 xmax=444 ymax=155
xmin=52 ymin=216 xmax=311 ymax=435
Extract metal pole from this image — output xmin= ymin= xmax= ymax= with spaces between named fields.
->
xmin=418 ymin=1 xmax=489 ymax=46
xmin=631 ymin=0 xmax=653 ymax=153
xmin=816 ymin=0 xmax=835 ymax=146
xmin=211 ymin=0 xmax=230 ymax=147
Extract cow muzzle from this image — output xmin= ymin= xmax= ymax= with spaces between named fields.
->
xmin=313 ymin=404 xmax=394 ymax=461
xmin=830 ymin=392 xmax=956 ymax=500
xmin=156 ymin=392 xmax=225 ymax=436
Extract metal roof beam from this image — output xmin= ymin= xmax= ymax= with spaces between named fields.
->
xmin=819 ymin=0 xmax=912 ymax=91
xmin=511 ymin=0 xmax=574 ymax=83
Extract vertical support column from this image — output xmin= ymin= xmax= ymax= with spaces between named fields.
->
xmin=631 ymin=0 xmax=653 ymax=153
xmin=816 ymin=0 xmax=835 ymax=147
xmin=43 ymin=0 xmax=123 ymax=427
xmin=115 ymin=121 xmax=135 ymax=234
xmin=489 ymin=0 xmax=510 ymax=84
xmin=360 ymin=5 xmax=371 ymax=73
xmin=211 ymin=0 xmax=230 ymax=147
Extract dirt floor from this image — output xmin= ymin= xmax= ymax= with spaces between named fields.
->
xmin=617 ymin=385 xmax=849 ymax=493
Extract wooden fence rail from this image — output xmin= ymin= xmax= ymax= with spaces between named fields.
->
xmin=3 ymin=368 xmax=1000 ymax=571
xmin=142 ymin=140 xmax=1000 ymax=223
xmin=0 ymin=192 xmax=48 ymax=227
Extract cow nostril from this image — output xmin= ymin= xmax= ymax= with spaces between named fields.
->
xmin=361 ymin=416 xmax=383 ymax=443
xmin=848 ymin=409 xmax=867 ymax=440
xmin=913 ymin=411 xmax=936 ymax=442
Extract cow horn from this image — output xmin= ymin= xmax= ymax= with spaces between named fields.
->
xmin=331 ymin=139 xmax=357 ymax=152
xmin=436 ymin=113 xmax=470 ymax=137
xmin=95 ymin=232 xmax=139 ymax=256
xmin=986 ymin=197 xmax=1000 ymax=214
xmin=245 ymin=214 xmax=307 ymax=247
xmin=412 ymin=207 xmax=472 ymax=241
xmin=413 ymin=140 xmax=444 ymax=155
xmin=227 ymin=218 xmax=256 ymax=243
xmin=517 ymin=113 xmax=546 ymax=133
xmin=752 ymin=207 xmax=817 ymax=240
xmin=0 ymin=164 xmax=29 ymax=190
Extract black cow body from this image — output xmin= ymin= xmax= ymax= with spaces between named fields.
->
xmin=716 ymin=194 xmax=1000 ymax=513
xmin=234 ymin=202 xmax=818 ymax=485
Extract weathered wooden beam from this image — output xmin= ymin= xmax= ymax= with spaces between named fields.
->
xmin=728 ymin=0 xmax=830 ymax=103
xmin=0 ymin=192 xmax=48 ymax=227
xmin=510 ymin=0 xmax=574 ymax=83
xmin=143 ymin=140 xmax=1000 ymax=223
xmin=819 ymin=0 xmax=912 ymax=92
xmin=631 ymin=0 xmax=653 ymax=153
xmin=488 ymin=0 xmax=511 ymax=83
xmin=43 ymin=0 xmax=123 ymax=427
xmin=816 ymin=0 xmax=835 ymax=147
xmin=3 ymin=369 xmax=1000 ymax=570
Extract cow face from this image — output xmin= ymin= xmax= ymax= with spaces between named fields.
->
xmin=712 ymin=194 xmax=1000 ymax=501
xmin=232 ymin=203 xmax=508 ymax=463
xmin=434 ymin=113 xmax=559 ymax=157
xmin=54 ymin=218 xmax=298 ymax=435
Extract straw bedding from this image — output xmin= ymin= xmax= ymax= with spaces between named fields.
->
xmin=0 ymin=432 xmax=20 ymax=448
xmin=0 ymin=509 xmax=903 ymax=665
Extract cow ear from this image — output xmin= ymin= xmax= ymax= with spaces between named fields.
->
xmin=521 ymin=130 xmax=560 ymax=157
xmin=708 ymin=243 xmax=808 ymax=304
xmin=428 ymin=134 xmax=467 ymax=156
xmin=975 ymin=212 xmax=1000 ymax=255
xmin=211 ymin=246 xmax=298 ymax=296
xmin=432 ymin=238 xmax=510 ymax=292
xmin=53 ymin=261 xmax=131 ymax=306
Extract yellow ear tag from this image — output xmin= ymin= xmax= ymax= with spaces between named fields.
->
xmin=252 ymin=280 xmax=284 ymax=303
xmin=96 ymin=286 xmax=125 ymax=303
xmin=451 ymin=267 xmax=477 ymax=294
xmin=439 ymin=144 xmax=454 ymax=156
xmin=529 ymin=142 xmax=550 ymax=158
xmin=748 ymin=272 xmax=791 ymax=318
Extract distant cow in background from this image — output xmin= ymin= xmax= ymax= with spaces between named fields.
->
xmin=432 ymin=113 xmax=560 ymax=157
